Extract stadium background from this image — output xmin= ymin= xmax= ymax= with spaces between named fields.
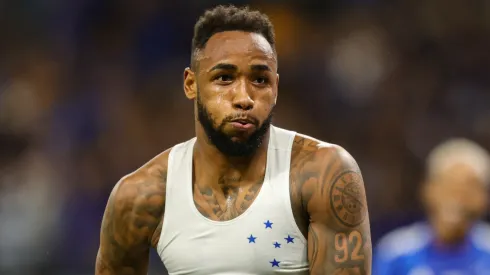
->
xmin=0 ymin=0 xmax=489 ymax=274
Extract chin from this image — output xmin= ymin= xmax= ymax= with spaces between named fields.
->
xmin=229 ymin=136 xmax=249 ymax=143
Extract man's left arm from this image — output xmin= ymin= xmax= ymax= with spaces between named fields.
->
xmin=307 ymin=146 xmax=372 ymax=275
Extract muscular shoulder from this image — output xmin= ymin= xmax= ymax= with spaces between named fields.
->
xmin=96 ymin=148 xmax=173 ymax=273
xmin=290 ymin=134 xmax=371 ymax=274
xmin=290 ymin=133 xmax=360 ymax=190
xmin=291 ymin=133 xmax=358 ymax=171
xmin=116 ymin=148 xmax=170 ymax=196
xmin=290 ymin=133 xmax=365 ymax=224
xmin=107 ymin=148 xmax=171 ymax=247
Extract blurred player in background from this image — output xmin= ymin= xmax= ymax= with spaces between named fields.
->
xmin=373 ymin=138 xmax=490 ymax=275
xmin=95 ymin=4 xmax=371 ymax=275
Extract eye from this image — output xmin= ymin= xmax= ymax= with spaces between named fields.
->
xmin=254 ymin=76 xmax=269 ymax=85
xmin=215 ymin=74 xmax=234 ymax=83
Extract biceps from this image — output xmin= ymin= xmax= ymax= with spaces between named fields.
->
xmin=95 ymin=248 xmax=117 ymax=275
xmin=308 ymin=223 xmax=371 ymax=275
xmin=95 ymin=201 xmax=150 ymax=274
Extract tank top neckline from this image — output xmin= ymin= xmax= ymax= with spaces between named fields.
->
xmin=184 ymin=137 xmax=273 ymax=226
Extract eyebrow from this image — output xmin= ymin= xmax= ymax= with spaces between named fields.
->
xmin=250 ymin=64 xmax=272 ymax=72
xmin=209 ymin=63 xmax=238 ymax=72
xmin=208 ymin=63 xmax=272 ymax=72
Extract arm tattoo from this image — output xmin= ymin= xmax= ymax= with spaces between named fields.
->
xmin=334 ymin=231 xmax=365 ymax=262
xmin=313 ymin=168 xmax=370 ymax=275
xmin=308 ymin=225 xmax=320 ymax=268
xmin=329 ymin=171 xmax=367 ymax=228
xmin=291 ymin=137 xmax=371 ymax=275
xmin=95 ymin=165 xmax=166 ymax=275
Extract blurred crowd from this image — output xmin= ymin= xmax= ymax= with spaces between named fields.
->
xmin=0 ymin=0 xmax=489 ymax=274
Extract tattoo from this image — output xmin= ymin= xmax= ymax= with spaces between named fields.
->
xmin=309 ymin=225 xmax=369 ymax=275
xmin=150 ymin=168 xmax=167 ymax=247
xmin=290 ymin=135 xmax=371 ymax=275
xmin=241 ymin=181 xmax=261 ymax=207
xmin=159 ymin=169 xmax=167 ymax=186
xmin=194 ymin=174 xmax=263 ymax=221
xmin=334 ymin=231 xmax=365 ymax=263
xmin=95 ymin=157 xmax=168 ymax=275
xmin=330 ymin=171 xmax=366 ymax=228
xmin=96 ymin=253 xmax=110 ymax=273
xmin=308 ymin=225 xmax=319 ymax=268
xmin=320 ymin=159 xmax=337 ymax=194
xmin=290 ymin=137 xmax=321 ymax=236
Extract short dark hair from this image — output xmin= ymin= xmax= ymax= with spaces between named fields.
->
xmin=191 ymin=5 xmax=276 ymax=69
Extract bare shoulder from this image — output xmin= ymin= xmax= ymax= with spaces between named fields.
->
xmin=290 ymin=133 xmax=371 ymax=275
xmin=291 ymin=133 xmax=358 ymax=174
xmin=115 ymin=148 xmax=171 ymax=207
xmin=95 ymin=149 xmax=171 ymax=274
xmin=290 ymin=132 xmax=365 ymax=220
xmin=110 ymin=148 xmax=171 ymax=246
xmin=289 ymin=133 xmax=362 ymax=233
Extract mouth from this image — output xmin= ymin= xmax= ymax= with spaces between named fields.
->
xmin=229 ymin=118 xmax=256 ymax=131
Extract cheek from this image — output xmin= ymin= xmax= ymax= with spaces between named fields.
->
xmin=468 ymin=191 xmax=487 ymax=213
xmin=255 ymin=90 xmax=277 ymax=109
xmin=202 ymin=98 xmax=230 ymax=122
xmin=200 ymin=83 xmax=233 ymax=105
xmin=425 ymin=189 xmax=449 ymax=212
xmin=261 ymin=88 xmax=277 ymax=103
xmin=214 ymin=93 xmax=229 ymax=107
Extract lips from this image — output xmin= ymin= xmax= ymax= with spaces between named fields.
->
xmin=229 ymin=118 xmax=256 ymax=130
xmin=231 ymin=118 xmax=255 ymax=125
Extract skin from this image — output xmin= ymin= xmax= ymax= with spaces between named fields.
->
xmin=422 ymin=163 xmax=487 ymax=245
xmin=95 ymin=30 xmax=371 ymax=275
xmin=95 ymin=152 xmax=168 ymax=275
xmin=291 ymin=135 xmax=372 ymax=275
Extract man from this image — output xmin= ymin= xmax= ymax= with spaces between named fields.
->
xmin=95 ymin=5 xmax=371 ymax=275
xmin=373 ymin=138 xmax=490 ymax=275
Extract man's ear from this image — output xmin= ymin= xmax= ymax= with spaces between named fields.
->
xmin=184 ymin=67 xmax=197 ymax=99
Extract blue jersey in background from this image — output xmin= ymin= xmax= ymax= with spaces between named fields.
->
xmin=373 ymin=222 xmax=490 ymax=275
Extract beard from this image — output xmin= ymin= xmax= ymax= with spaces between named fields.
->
xmin=196 ymin=93 xmax=274 ymax=157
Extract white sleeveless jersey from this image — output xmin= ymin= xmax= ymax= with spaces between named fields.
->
xmin=157 ymin=126 xmax=309 ymax=275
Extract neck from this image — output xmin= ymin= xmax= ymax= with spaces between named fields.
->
xmin=433 ymin=234 xmax=469 ymax=247
xmin=431 ymin=236 xmax=471 ymax=255
xmin=193 ymin=125 xmax=270 ymax=183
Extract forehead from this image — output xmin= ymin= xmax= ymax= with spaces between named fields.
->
xmin=435 ymin=163 xmax=484 ymax=189
xmin=199 ymin=31 xmax=276 ymax=69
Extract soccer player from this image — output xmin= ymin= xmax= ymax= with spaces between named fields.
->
xmin=95 ymin=5 xmax=371 ymax=275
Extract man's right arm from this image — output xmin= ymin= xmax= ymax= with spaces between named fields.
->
xmin=95 ymin=172 xmax=165 ymax=275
